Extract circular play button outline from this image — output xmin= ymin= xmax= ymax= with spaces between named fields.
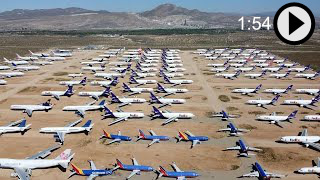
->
xmin=274 ymin=2 xmax=315 ymax=45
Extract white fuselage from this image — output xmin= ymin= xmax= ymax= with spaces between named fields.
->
xmin=95 ymin=72 xmax=122 ymax=79
xmin=280 ymin=136 xmax=320 ymax=143
xmin=133 ymin=79 xmax=157 ymax=84
xmin=81 ymin=67 xmax=105 ymax=72
xmin=304 ymin=115 xmax=320 ymax=121
xmin=157 ymin=98 xmax=186 ymax=104
xmin=128 ymin=87 xmax=153 ymax=93
xmin=234 ymin=67 xmax=254 ymax=72
xmin=78 ymin=91 xmax=104 ymax=97
xmin=166 ymin=79 xmax=193 ymax=84
xmin=211 ymin=67 xmax=228 ymax=72
xmin=244 ymin=73 xmax=263 ymax=79
xmin=246 ymin=99 xmax=272 ymax=106
xmin=14 ymin=66 xmax=40 ymax=71
xmin=118 ymin=98 xmax=146 ymax=104
xmin=10 ymin=105 xmax=51 ymax=111
xmin=161 ymin=112 xmax=194 ymax=119
xmin=0 ymin=159 xmax=69 ymax=169
xmin=40 ymin=127 xmax=87 ymax=134
xmin=68 ymin=73 xmax=83 ymax=78
xmin=161 ymin=72 xmax=183 ymax=78
xmin=264 ymin=89 xmax=286 ymax=94
xmin=134 ymin=72 xmax=156 ymax=78
xmin=112 ymin=112 xmax=145 ymax=118
xmin=0 ymin=80 xmax=7 ymax=85
xmin=295 ymin=73 xmax=317 ymax=79
xmin=91 ymin=81 xmax=114 ymax=86
xmin=289 ymin=67 xmax=306 ymax=72
xmin=261 ymin=67 xmax=281 ymax=72
xmin=42 ymin=57 xmax=65 ymax=61
xmin=32 ymin=61 xmax=53 ymax=66
xmin=256 ymin=115 xmax=289 ymax=121
xmin=41 ymin=91 xmax=65 ymax=96
xmin=283 ymin=100 xmax=314 ymax=106
xmin=269 ymin=73 xmax=288 ymax=78
xmin=0 ymin=72 xmax=24 ymax=78
xmin=63 ymin=105 xmax=101 ymax=112
xmin=0 ymin=126 xmax=28 ymax=134
xmin=60 ymin=81 xmax=83 ymax=86
xmin=162 ymin=88 xmax=188 ymax=94
xmin=164 ymin=67 xmax=186 ymax=72
xmin=232 ymin=88 xmax=256 ymax=94
xmin=298 ymin=167 xmax=320 ymax=174
xmin=0 ymin=66 xmax=11 ymax=70
xmin=295 ymin=89 xmax=319 ymax=95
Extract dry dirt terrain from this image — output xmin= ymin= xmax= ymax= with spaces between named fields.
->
xmin=0 ymin=49 xmax=319 ymax=180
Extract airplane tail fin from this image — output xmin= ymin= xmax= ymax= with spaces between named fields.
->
xmin=116 ymin=159 xmax=124 ymax=168
xmin=120 ymin=68 xmax=127 ymax=74
xmin=262 ymin=70 xmax=267 ymax=76
xmin=42 ymin=99 xmax=52 ymax=106
xmin=122 ymin=83 xmax=131 ymax=92
xmin=16 ymin=53 xmax=21 ymax=58
xmin=103 ymin=106 xmax=113 ymax=116
xmin=152 ymin=106 xmax=162 ymax=116
xmin=159 ymin=69 xmax=164 ymax=76
xmin=158 ymin=166 xmax=168 ymax=177
xmin=102 ymin=87 xmax=111 ymax=97
xmin=129 ymin=76 xmax=137 ymax=83
xmin=98 ymin=100 xmax=106 ymax=106
xmin=28 ymin=50 xmax=34 ymax=55
xmin=70 ymin=163 xmax=84 ymax=175
xmin=178 ymin=131 xmax=188 ymax=140
xmin=110 ymin=92 xmax=120 ymax=103
xmin=65 ymin=85 xmax=73 ymax=96
xmin=80 ymin=77 xmax=87 ymax=85
xmin=18 ymin=119 xmax=27 ymax=127
xmin=82 ymin=120 xmax=93 ymax=128
xmin=138 ymin=129 xmax=146 ymax=139
xmin=131 ymin=69 xmax=138 ymax=76
xmin=3 ymin=57 xmax=9 ymax=62
xmin=288 ymin=110 xmax=298 ymax=119
xmin=271 ymin=95 xmax=280 ymax=104
xmin=55 ymin=149 xmax=74 ymax=161
xmin=285 ymin=85 xmax=293 ymax=92
xmin=157 ymin=83 xmax=165 ymax=92
xmin=163 ymin=75 xmax=171 ymax=83
xmin=111 ymin=77 xmax=119 ymax=86
xmin=255 ymin=84 xmax=262 ymax=91
xmin=221 ymin=110 xmax=229 ymax=119
xmin=150 ymin=92 xmax=159 ymax=102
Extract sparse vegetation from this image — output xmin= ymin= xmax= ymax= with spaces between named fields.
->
xmin=248 ymin=111 xmax=266 ymax=115
xmin=230 ymin=96 xmax=241 ymax=100
xmin=230 ymin=165 xmax=240 ymax=170
xmin=218 ymin=95 xmax=230 ymax=102
xmin=226 ymin=106 xmax=239 ymax=111
xmin=53 ymin=72 xmax=68 ymax=76
xmin=239 ymin=124 xmax=257 ymax=130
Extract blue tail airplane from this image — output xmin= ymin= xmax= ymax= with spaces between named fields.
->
xmin=112 ymin=158 xmax=153 ymax=179
xmin=177 ymin=131 xmax=209 ymax=149
xmin=225 ymin=139 xmax=262 ymax=158
xmin=137 ymin=129 xmax=170 ymax=147
xmin=99 ymin=130 xmax=132 ymax=145
xmin=157 ymin=162 xmax=199 ymax=179
xmin=69 ymin=160 xmax=113 ymax=179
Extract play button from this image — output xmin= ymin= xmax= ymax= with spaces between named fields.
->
xmin=274 ymin=2 xmax=315 ymax=45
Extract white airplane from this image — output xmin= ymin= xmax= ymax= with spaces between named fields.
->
xmin=207 ymin=61 xmax=228 ymax=67
xmin=232 ymin=84 xmax=262 ymax=95
xmin=63 ymin=100 xmax=106 ymax=117
xmin=0 ymin=65 xmax=11 ymax=70
xmin=4 ymin=57 xmax=28 ymax=65
xmin=263 ymin=85 xmax=293 ymax=95
xmin=229 ymin=63 xmax=246 ymax=68
xmin=295 ymin=72 xmax=320 ymax=80
xmin=256 ymin=110 xmax=298 ymax=128
xmin=273 ymin=59 xmax=287 ymax=64
xmin=16 ymin=53 xmax=38 ymax=61
xmin=131 ymin=70 xmax=156 ymax=78
xmin=229 ymin=59 xmax=247 ymax=63
xmin=279 ymin=129 xmax=320 ymax=146
xmin=249 ymin=63 xmax=270 ymax=68
xmin=234 ymin=66 xmax=255 ymax=72
xmin=11 ymin=99 xmax=53 ymax=117
xmin=218 ymin=123 xmax=249 ymax=136
xmin=155 ymin=83 xmax=188 ymax=97
xmin=12 ymin=63 xmax=40 ymax=71
xmin=269 ymin=71 xmax=291 ymax=79
xmin=129 ymin=76 xmax=157 ymax=86
xmin=246 ymin=95 xmax=280 ymax=108
xmin=28 ymin=50 xmax=49 ymax=57
xmin=78 ymin=87 xmax=111 ymax=100
xmin=241 ymin=162 xmax=286 ymax=179
xmin=151 ymin=106 xmax=194 ymax=125
xmin=163 ymin=75 xmax=193 ymax=86
xmin=102 ymin=106 xmax=145 ymax=126
xmin=277 ymin=63 xmax=297 ymax=68
xmin=0 ymin=144 xmax=74 ymax=180
xmin=136 ymin=66 xmax=157 ymax=73
xmin=297 ymin=158 xmax=320 ymax=175
xmin=163 ymin=62 xmax=183 ymax=68
xmin=68 ymin=72 xmax=83 ymax=78
xmin=252 ymin=59 xmax=267 ymax=63
xmin=41 ymin=86 xmax=74 ymax=100
xmin=59 ymin=77 xmax=87 ymax=86
xmin=109 ymin=62 xmax=131 ymax=66
xmin=289 ymin=65 xmax=310 ymax=72
xmin=215 ymin=70 xmax=241 ymax=80
xmin=0 ymin=119 xmax=31 ymax=135
xmin=150 ymin=92 xmax=186 ymax=109
xmin=162 ymin=67 xmax=186 ymax=73
xmin=81 ymin=66 xmax=105 ymax=72
xmin=303 ymin=115 xmax=320 ymax=121
xmin=211 ymin=65 xmax=230 ymax=73
xmin=40 ymin=119 xmax=94 ymax=144
xmin=282 ymin=95 xmax=320 ymax=109
xmin=212 ymin=110 xmax=239 ymax=120
xmin=122 ymin=83 xmax=153 ymax=96
xmin=42 ymin=56 xmax=65 ymax=61
xmin=261 ymin=65 xmax=284 ymax=72
xmin=225 ymin=140 xmax=262 ymax=157
xmin=244 ymin=70 xmax=267 ymax=79
xmin=81 ymin=61 xmax=106 ymax=66
xmin=110 ymin=92 xmax=146 ymax=107
xmin=0 ymin=79 xmax=7 ymax=85
xmin=52 ymin=50 xmax=72 ymax=57
xmin=95 ymin=70 xmax=126 ymax=79
xmin=159 ymin=70 xmax=183 ymax=78
xmin=90 ymin=78 xmax=119 ymax=87
xmin=295 ymin=89 xmax=320 ymax=95
xmin=138 ymin=62 xmax=158 ymax=68
xmin=0 ymin=71 xmax=24 ymax=78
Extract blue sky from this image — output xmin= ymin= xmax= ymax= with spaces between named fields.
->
xmin=0 ymin=0 xmax=319 ymax=15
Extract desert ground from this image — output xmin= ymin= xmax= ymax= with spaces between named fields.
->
xmin=0 ymin=47 xmax=319 ymax=180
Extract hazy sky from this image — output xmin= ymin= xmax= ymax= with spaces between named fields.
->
xmin=0 ymin=0 xmax=319 ymax=15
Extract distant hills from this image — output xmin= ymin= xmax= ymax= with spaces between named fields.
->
xmin=0 ymin=4 xmax=318 ymax=31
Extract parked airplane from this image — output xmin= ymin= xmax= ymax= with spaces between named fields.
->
xmin=303 ymin=115 xmax=320 ymax=121
xmin=81 ymin=66 xmax=105 ymax=73
xmin=289 ymin=65 xmax=310 ymax=72
xmin=157 ymin=162 xmax=199 ymax=179
xmin=42 ymin=56 xmax=66 ymax=61
xmin=218 ymin=123 xmax=249 ymax=136
xmin=137 ymin=129 xmax=170 ymax=147
xmin=90 ymin=78 xmax=119 ymax=87
xmin=150 ymin=93 xmax=186 ymax=109
xmin=262 ymin=65 xmax=284 ymax=72
xmin=176 ymin=131 xmax=209 ymax=148
xmin=136 ymin=66 xmax=157 ymax=73
xmin=210 ymin=65 xmax=230 ymax=73
xmin=215 ymin=70 xmax=241 ymax=80
xmin=155 ymin=83 xmax=188 ymax=97
xmin=52 ymin=50 xmax=72 ymax=57
xmin=269 ymin=71 xmax=291 ymax=79
xmin=244 ymin=70 xmax=267 ymax=79
xmin=0 ymin=119 xmax=31 ymax=135
xmin=246 ymin=95 xmax=280 ymax=108
xmin=0 ymin=144 xmax=74 ymax=180
xmin=207 ymin=61 xmax=228 ymax=67
xmin=40 ymin=119 xmax=93 ymax=144
xmin=59 ymin=77 xmax=87 ymax=86
xmin=99 ymin=130 xmax=132 ymax=144
xmin=102 ymin=106 xmax=145 ymax=126
xmin=0 ymin=79 xmax=7 ymax=85
xmin=159 ymin=69 xmax=183 ymax=78
xmin=282 ymin=95 xmax=320 ymax=109
xmin=279 ymin=129 xmax=320 ymax=150
xmin=0 ymin=71 xmax=24 ymax=78
xmin=129 ymin=76 xmax=157 ymax=86
xmin=256 ymin=110 xmax=298 ymax=128
xmin=131 ymin=69 xmax=156 ymax=78
xmin=263 ymin=85 xmax=293 ymax=95
xmin=163 ymin=75 xmax=193 ymax=86
xmin=295 ymin=72 xmax=320 ymax=80
xmin=0 ymin=65 xmax=10 ymax=70
xmin=16 ymin=53 xmax=38 ymax=61
xmin=41 ymin=85 xmax=74 ymax=100
xmin=12 ymin=63 xmax=40 ymax=71
xmin=232 ymin=84 xmax=262 ymax=95
xmin=112 ymin=158 xmax=153 ymax=179
xmin=11 ymin=99 xmax=53 ymax=117
xmin=296 ymin=158 xmax=320 ymax=175
xmin=28 ymin=50 xmax=49 ymax=57
xmin=234 ymin=66 xmax=255 ymax=72
xmin=68 ymin=72 xmax=83 ymax=78
xmin=4 ymin=57 xmax=28 ymax=65
xmin=63 ymin=100 xmax=106 ymax=117
xmin=110 ymin=92 xmax=146 ymax=108
xmin=225 ymin=140 xmax=262 ymax=157
xmin=69 ymin=161 xmax=113 ymax=179
xmin=211 ymin=110 xmax=239 ymax=120
xmin=240 ymin=162 xmax=286 ymax=179
xmin=162 ymin=67 xmax=186 ymax=73
xmin=295 ymin=89 xmax=320 ymax=95
xmin=94 ymin=69 xmax=126 ymax=79
xmin=78 ymin=87 xmax=111 ymax=100
xmin=122 ymin=83 xmax=153 ymax=96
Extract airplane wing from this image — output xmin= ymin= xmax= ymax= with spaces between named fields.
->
xmin=89 ymin=160 xmax=97 ymax=170
xmin=191 ymin=140 xmax=199 ymax=148
xmin=56 ymin=132 xmax=65 ymax=143
xmin=158 ymin=103 xmax=170 ymax=109
xmin=107 ymin=138 xmax=121 ymax=145
xmin=6 ymin=119 xmax=23 ymax=127
xmin=177 ymin=177 xmax=186 ymax=180
xmin=218 ymin=128 xmax=231 ymax=132
xmin=87 ymin=174 xmax=98 ymax=180
xmin=149 ymin=130 xmax=157 ymax=136
xmin=119 ymin=102 xmax=130 ymax=107
xmin=184 ymin=131 xmax=195 ymax=137
xmin=91 ymin=95 xmax=99 ymax=101
xmin=225 ymin=146 xmax=241 ymax=150
xmin=148 ymin=139 xmax=160 ymax=147
xmin=52 ymin=94 xmax=60 ymax=100
xmin=241 ymin=171 xmax=259 ymax=177
xmin=65 ymin=119 xmax=83 ymax=127
xmin=265 ymin=172 xmax=286 ymax=178
xmin=248 ymin=147 xmax=262 ymax=152
xmin=162 ymin=117 xmax=178 ymax=125
xmin=303 ymin=142 xmax=320 ymax=151
xmin=132 ymin=158 xmax=139 ymax=165
xmin=14 ymin=167 xmax=30 ymax=180
xmin=26 ymin=144 xmax=61 ymax=159
xmin=109 ymin=117 xmax=128 ymax=126
xmin=171 ymin=163 xmax=182 ymax=172
xmin=127 ymin=170 xmax=140 ymax=179
xmin=76 ymin=109 xmax=86 ymax=117
xmin=25 ymin=108 xmax=33 ymax=117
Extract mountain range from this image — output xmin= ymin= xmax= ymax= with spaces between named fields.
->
xmin=0 ymin=4 xmax=318 ymax=31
